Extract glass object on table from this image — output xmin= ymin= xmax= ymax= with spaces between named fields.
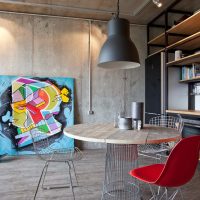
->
xmin=113 ymin=111 xmax=125 ymax=128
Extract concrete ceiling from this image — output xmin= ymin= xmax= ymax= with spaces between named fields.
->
xmin=0 ymin=0 xmax=199 ymax=24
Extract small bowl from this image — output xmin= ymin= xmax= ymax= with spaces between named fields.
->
xmin=118 ymin=117 xmax=132 ymax=130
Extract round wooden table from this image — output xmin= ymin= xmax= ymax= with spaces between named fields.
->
xmin=64 ymin=123 xmax=180 ymax=200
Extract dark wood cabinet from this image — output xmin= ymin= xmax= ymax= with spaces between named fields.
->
xmin=145 ymin=53 xmax=161 ymax=123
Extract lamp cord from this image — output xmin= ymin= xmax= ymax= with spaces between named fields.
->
xmin=117 ymin=0 xmax=119 ymax=17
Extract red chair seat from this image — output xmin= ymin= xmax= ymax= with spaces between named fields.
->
xmin=130 ymin=136 xmax=200 ymax=190
xmin=130 ymin=164 xmax=164 ymax=183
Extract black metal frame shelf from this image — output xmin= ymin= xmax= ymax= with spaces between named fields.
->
xmin=147 ymin=0 xmax=200 ymax=117
xmin=147 ymin=0 xmax=193 ymax=56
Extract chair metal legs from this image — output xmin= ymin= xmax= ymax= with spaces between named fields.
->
xmin=34 ymin=161 xmax=49 ymax=200
xmin=148 ymin=185 xmax=183 ymax=200
xmin=71 ymin=161 xmax=79 ymax=186
xmin=34 ymin=161 xmax=77 ymax=200
xmin=41 ymin=162 xmax=49 ymax=189
xmin=67 ymin=161 xmax=75 ymax=200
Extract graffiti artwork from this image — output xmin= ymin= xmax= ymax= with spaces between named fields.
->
xmin=0 ymin=76 xmax=74 ymax=155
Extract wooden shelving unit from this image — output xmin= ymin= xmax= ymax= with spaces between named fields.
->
xmin=179 ymin=76 xmax=200 ymax=83
xmin=147 ymin=48 xmax=165 ymax=58
xmin=164 ymin=12 xmax=200 ymax=117
xmin=167 ymin=11 xmax=200 ymax=35
xmin=148 ymin=33 xmax=184 ymax=46
xmin=148 ymin=11 xmax=200 ymax=46
xmin=148 ymin=11 xmax=200 ymax=57
xmin=166 ymin=31 xmax=200 ymax=50
xmin=166 ymin=109 xmax=200 ymax=116
xmin=167 ymin=52 xmax=200 ymax=66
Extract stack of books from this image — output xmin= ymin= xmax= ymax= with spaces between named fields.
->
xmin=181 ymin=63 xmax=200 ymax=80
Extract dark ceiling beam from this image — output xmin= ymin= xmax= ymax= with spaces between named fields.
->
xmin=168 ymin=9 xmax=193 ymax=15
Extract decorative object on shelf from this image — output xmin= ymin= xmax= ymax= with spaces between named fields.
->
xmin=132 ymin=102 xmax=144 ymax=129
xmin=152 ymin=0 xmax=162 ymax=8
xmin=98 ymin=0 xmax=140 ymax=69
xmin=175 ymin=50 xmax=182 ymax=60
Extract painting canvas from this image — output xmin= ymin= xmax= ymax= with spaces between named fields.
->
xmin=0 ymin=76 xmax=74 ymax=155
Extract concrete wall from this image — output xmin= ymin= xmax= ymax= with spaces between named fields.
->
xmin=0 ymin=12 xmax=147 ymax=149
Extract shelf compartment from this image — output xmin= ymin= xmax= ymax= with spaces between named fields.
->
xmin=148 ymin=11 xmax=200 ymax=47
xmin=167 ymin=52 xmax=200 ymax=66
xmin=147 ymin=48 xmax=165 ymax=58
xmin=167 ymin=11 xmax=200 ymax=35
xmin=166 ymin=109 xmax=200 ymax=116
xmin=148 ymin=32 xmax=184 ymax=46
xmin=166 ymin=31 xmax=200 ymax=50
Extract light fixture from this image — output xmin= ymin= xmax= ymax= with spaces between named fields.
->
xmin=153 ymin=0 xmax=162 ymax=8
xmin=98 ymin=0 xmax=140 ymax=69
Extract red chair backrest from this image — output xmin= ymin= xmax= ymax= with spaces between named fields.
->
xmin=155 ymin=135 xmax=200 ymax=187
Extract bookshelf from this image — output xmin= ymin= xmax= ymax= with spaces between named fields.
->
xmin=166 ymin=109 xmax=200 ymax=116
xmin=167 ymin=52 xmax=200 ymax=66
xmin=148 ymin=10 xmax=200 ymax=57
xmin=167 ymin=10 xmax=200 ymax=35
xmin=147 ymin=48 xmax=165 ymax=58
xmin=179 ymin=77 xmax=200 ymax=83
xmin=148 ymin=10 xmax=200 ymax=46
xmin=148 ymin=33 xmax=184 ymax=46
xmin=166 ymin=31 xmax=200 ymax=51
xmin=148 ymin=10 xmax=200 ymax=116
xmin=165 ymin=12 xmax=200 ymax=83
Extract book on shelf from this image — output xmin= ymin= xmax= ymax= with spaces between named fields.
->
xmin=181 ymin=64 xmax=200 ymax=80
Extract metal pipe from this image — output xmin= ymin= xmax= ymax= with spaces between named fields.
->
xmin=164 ymin=11 xmax=169 ymax=112
xmin=147 ymin=24 xmax=150 ymax=55
xmin=88 ymin=20 xmax=94 ymax=115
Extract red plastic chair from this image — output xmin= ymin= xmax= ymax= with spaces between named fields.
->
xmin=129 ymin=135 xmax=200 ymax=200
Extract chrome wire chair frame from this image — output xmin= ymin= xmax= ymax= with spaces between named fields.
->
xmin=30 ymin=130 xmax=83 ymax=200
xmin=101 ymin=144 xmax=140 ymax=200
xmin=138 ymin=115 xmax=184 ymax=162
xmin=148 ymin=184 xmax=183 ymax=200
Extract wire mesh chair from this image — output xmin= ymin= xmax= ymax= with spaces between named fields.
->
xmin=138 ymin=115 xmax=184 ymax=162
xmin=30 ymin=130 xmax=83 ymax=200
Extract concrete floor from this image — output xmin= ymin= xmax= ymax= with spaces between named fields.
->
xmin=0 ymin=149 xmax=199 ymax=200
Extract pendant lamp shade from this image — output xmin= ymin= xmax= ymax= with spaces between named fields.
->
xmin=98 ymin=18 xmax=140 ymax=69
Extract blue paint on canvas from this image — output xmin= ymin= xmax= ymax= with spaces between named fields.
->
xmin=0 ymin=76 xmax=74 ymax=155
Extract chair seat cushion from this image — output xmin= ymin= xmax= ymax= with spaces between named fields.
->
xmin=129 ymin=164 xmax=165 ymax=183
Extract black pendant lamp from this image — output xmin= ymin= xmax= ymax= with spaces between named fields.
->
xmin=98 ymin=0 xmax=140 ymax=69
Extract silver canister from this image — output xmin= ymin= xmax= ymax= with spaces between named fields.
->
xmin=132 ymin=102 xmax=144 ymax=128
xmin=132 ymin=119 xmax=142 ymax=130
xmin=118 ymin=117 xmax=132 ymax=130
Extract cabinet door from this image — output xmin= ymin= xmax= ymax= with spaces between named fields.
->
xmin=145 ymin=54 xmax=161 ymax=123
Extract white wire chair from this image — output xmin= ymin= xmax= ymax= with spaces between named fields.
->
xmin=138 ymin=115 xmax=184 ymax=162
xmin=30 ymin=130 xmax=83 ymax=200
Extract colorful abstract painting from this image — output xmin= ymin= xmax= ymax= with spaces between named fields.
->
xmin=0 ymin=76 xmax=74 ymax=155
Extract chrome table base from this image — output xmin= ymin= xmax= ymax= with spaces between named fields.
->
xmin=101 ymin=144 xmax=140 ymax=200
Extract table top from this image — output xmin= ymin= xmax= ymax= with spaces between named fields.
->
xmin=64 ymin=123 xmax=180 ymax=145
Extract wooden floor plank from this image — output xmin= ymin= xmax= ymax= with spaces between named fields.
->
xmin=0 ymin=149 xmax=200 ymax=200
